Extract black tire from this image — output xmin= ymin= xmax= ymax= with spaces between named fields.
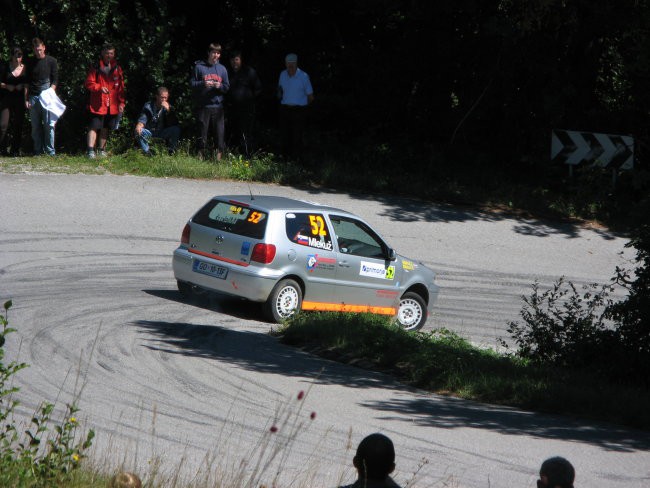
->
xmin=264 ymin=279 xmax=302 ymax=323
xmin=177 ymin=280 xmax=192 ymax=298
xmin=396 ymin=292 xmax=427 ymax=331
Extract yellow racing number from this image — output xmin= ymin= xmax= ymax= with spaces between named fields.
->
xmin=308 ymin=215 xmax=327 ymax=236
xmin=385 ymin=266 xmax=395 ymax=280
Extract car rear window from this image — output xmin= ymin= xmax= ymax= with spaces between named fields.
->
xmin=192 ymin=200 xmax=268 ymax=239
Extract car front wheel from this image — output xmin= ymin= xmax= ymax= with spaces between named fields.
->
xmin=396 ymin=292 xmax=427 ymax=331
xmin=265 ymin=279 xmax=303 ymax=322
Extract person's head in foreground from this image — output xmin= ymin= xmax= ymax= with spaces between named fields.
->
xmin=538 ymin=456 xmax=575 ymax=488
xmin=110 ymin=471 xmax=142 ymax=488
xmin=353 ymin=433 xmax=396 ymax=481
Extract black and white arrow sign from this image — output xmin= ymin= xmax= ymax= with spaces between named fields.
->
xmin=551 ymin=129 xmax=634 ymax=170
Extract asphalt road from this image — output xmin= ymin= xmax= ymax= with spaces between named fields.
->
xmin=1 ymin=172 xmax=648 ymax=487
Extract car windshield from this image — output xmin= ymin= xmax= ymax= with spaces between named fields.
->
xmin=192 ymin=200 xmax=267 ymax=239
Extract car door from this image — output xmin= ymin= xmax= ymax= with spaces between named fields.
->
xmin=284 ymin=211 xmax=338 ymax=307
xmin=328 ymin=214 xmax=403 ymax=314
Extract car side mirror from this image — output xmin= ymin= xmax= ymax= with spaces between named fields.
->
xmin=387 ymin=248 xmax=396 ymax=261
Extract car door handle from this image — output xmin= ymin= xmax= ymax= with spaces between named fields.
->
xmin=338 ymin=261 xmax=350 ymax=268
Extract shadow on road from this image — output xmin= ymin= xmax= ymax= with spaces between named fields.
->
xmin=300 ymin=187 xmax=627 ymax=240
xmin=361 ymin=396 xmax=650 ymax=453
xmin=131 ymin=301 xmax=650 ymax=452
xmin=132 ymin=316 xmax=404 ymax=393
xmin=144 ymin=288 xmax=265 ymax=321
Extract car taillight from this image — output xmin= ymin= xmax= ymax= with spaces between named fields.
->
xmin=180 ymin=224 xmax=190 ymax=245
xmin=251 ymin=243 xmax=276 ymax=264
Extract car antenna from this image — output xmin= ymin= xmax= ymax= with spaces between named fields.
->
xmin=248 ymin=183 xmax=255 ymax=200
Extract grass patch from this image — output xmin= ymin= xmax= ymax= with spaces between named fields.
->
xmin=0 ymin=140 xmax=290 ymax=183
xmin=275 ymin=312 xmax=650 ymax=430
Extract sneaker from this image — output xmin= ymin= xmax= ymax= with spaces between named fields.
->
xmin=98 ymin=150 xmax=108 ymax=158
xmin=87 ymin=150 xmax=96 ymax=159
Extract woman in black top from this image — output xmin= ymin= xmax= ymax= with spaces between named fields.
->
xmin=0 ymin=47 xmax=28 ymax=156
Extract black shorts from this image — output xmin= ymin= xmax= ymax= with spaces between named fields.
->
xmin=88 ymin=113 xmax=121 ymax=131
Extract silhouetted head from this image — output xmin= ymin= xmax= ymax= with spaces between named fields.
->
xmin=353 ymin=433 xmax=396 ymax=481
xmin=538 ymin=457 xmax=575 ymax=488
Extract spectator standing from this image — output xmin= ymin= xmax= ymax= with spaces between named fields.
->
xmin=191 ymin=42 xmax=229 ymax=161
xmin=227 ymin=50 xmax=262 ymax=156
xmin=537 ymin=456 xmax=575 ymax=488
xmin=84 ymin=43 xmax=125 ymax=158
xmin=25 ymin=37 xmax=58 ymax=155
xmin=134 ymin=86 xmax=181 ymax=155
xmin=277 ymin=52 xmax=313 ymax=161
xmin=0 ymin=46 xmax=27 ymax=156
xmin=339 ymin=433 xmax=402 ymax=488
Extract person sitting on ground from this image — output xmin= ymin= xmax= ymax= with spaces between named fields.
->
xmin=339 ymin=432 xmax=402 ymax=488
xmin=134 ymin=86 xmax=181 ymax=155
xmin=109 ymin=471 xmax=142 ymax=488
xmin=537 ymin=456 xmax=575 ymax=488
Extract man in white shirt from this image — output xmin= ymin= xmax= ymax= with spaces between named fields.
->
xmin=277 ymin=53 xmax=313 ymax=161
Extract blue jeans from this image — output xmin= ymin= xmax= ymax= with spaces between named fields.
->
xmin=137 ymin=126 xmax=181 ymax=153
xmin=29 ymin=95 xmax=55 ymax=155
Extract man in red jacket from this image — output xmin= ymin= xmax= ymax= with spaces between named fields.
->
xmin=84 ymin=43 xmax=125 ymax=158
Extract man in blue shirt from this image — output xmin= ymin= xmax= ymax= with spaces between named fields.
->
xmin=191 ymin=43 xmax=229 ymax=161
xmin=277 ymin=53 xmax=313 ymax=161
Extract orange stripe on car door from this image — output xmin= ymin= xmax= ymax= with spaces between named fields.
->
xmin=301 ymin=301 xmax=396 ymax=315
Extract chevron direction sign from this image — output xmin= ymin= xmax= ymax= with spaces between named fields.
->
xmin=551 ymin=129 xmax=634 ymax=170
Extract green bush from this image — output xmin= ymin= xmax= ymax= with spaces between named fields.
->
xmin=503 ymin=278 xmax=616 ymax=368
xmin=606 ymin=221 xmax=650 ymax=384
xmin=503 ymin=268 xmax=650 ymax=386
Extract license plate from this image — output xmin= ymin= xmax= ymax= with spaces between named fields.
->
xmin=192 ymin=260 xmax=228 ymax=279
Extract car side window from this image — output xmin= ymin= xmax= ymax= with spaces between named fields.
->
xmin=285 ymin=213 xmax=334 ymax=251
xmin=330 ymin=215 xmax=385 ymax=258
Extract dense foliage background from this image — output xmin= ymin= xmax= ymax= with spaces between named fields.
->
xmin=2 ymin=0 xmax=649 ymax=164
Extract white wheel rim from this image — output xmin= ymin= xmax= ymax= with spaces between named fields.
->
xmin=276 ymin=286 xmax=299 ymax=317
xmin=398 ymin=298 xmax=423 ymax=329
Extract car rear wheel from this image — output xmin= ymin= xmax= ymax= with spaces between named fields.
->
xmin=396 ymin=292 xmax=427 ymax=331
xmin=265 ymin=279 xmax=302 ymax=322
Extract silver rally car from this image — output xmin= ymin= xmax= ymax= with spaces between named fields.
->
xmin=172 ymin=195 xmax=439 ymax=331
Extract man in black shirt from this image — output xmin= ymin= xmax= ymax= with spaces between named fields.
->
xmin=227 ymin=50 xmax=261 ymax=156
xmin=24 ymin=38 xmax=58 ymax=155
